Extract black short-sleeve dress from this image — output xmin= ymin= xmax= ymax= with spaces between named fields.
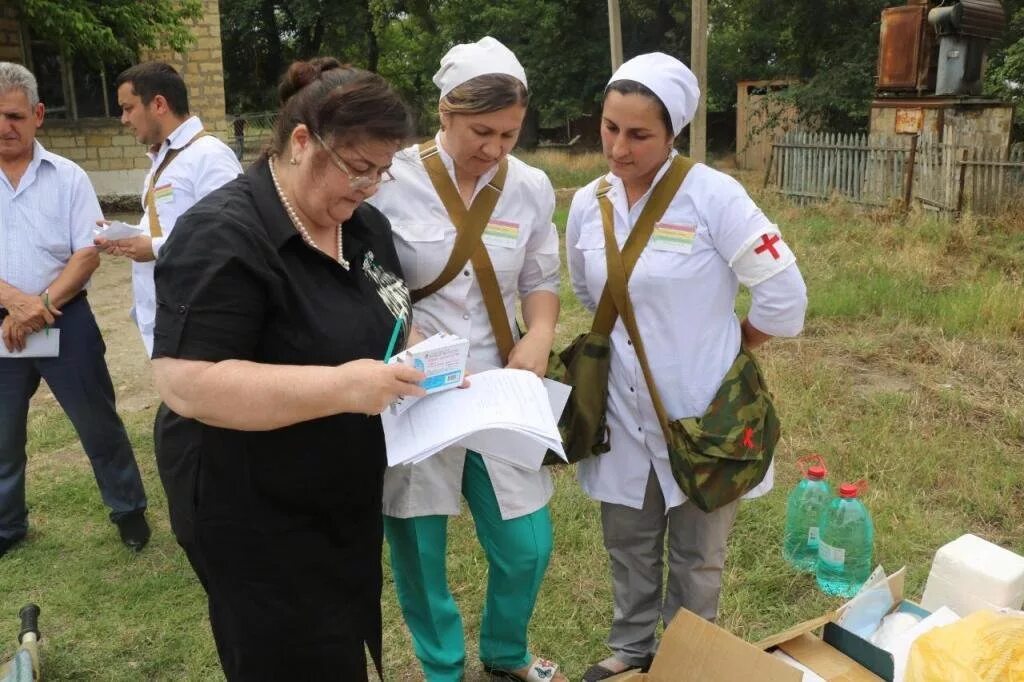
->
xmin=152 ymin=157 xmax=410 ymax=680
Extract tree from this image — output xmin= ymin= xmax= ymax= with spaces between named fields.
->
xmin=985 ymin=2 xmax=1024 ymax=136
xmin=16 ymin=0 xmax=203 ymax=67
xmin=219 ymin=0 xmax=1024 ymax=144
xmin=220 ymin=0 xmax=375 ymax=112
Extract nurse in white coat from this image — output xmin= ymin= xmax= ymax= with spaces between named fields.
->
xmin=369 ymin=37 xmax=566 ymax=682
xmin=566 ymin=54 xmax=808 ymax=681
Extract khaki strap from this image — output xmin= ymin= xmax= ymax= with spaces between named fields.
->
xmin=413 ymin=139 xmax=515 ymax=363
xmin=144 ymin=130 xmax=210 ymax=238
xmin=596 ymin=155 xmax=694 ymax=431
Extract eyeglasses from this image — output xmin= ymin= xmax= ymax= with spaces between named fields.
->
xmin=311 ymin=130 xmax=394 ymax=191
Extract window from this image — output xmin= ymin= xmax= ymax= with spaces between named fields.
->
xmin=26 ymin=37 xmax=129 ymax=120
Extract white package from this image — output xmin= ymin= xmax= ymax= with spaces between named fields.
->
xmin=920 ymin=533 xmax=1024 ymax=616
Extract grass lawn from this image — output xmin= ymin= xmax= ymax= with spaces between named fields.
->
xmin=1 ymin=158 xmax=1022 ymax=680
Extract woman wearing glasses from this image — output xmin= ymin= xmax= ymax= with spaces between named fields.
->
xmin=369 ymin=37 xmax=565 ymax=682
xmin=148 ymin=58 xmax=425 ymax=680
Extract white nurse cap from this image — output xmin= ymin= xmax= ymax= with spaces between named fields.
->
xmin=607 ymin=52 xmax=700 ymax=136
xmin=432 ymin=36 xmax=528 ymax=99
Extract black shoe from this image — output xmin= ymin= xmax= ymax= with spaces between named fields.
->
xmin=581 ymin=658 xmax=652 ymax=682
xmin=115 ymin=512 xmax=150 ymax=552
xmin=0 ymin=533 xmax=26 ymax=558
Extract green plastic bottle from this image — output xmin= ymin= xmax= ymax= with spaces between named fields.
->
xmin=816 ymin=482 xmax=875 ymax=598
xmin=782 ymin=455 xmax=833 ymax=572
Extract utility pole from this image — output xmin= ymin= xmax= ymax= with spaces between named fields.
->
xmin=608 ymin=0 xmax=624 ymax=71
xmin=690 ymin=0 xmax=708 ymax=162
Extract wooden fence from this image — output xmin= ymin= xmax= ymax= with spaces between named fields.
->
xmin=765 ymin=130 xmax=1024 ymax=217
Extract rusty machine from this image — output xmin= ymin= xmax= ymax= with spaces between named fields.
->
xmin=871 ymin=0 xmax=1012 ymax=147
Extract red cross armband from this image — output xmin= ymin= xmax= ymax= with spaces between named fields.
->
xmin=727 ymin=228 xmax=796 ymax=287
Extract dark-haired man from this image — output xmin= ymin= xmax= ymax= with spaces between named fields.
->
xmin=96 ymin=62 xmax=240 ymax=356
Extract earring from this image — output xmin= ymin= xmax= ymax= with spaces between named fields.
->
xmin=290 ymin=158 xmax=298 ymax=165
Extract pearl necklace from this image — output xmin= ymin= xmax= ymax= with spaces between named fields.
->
xmin=269 ymin=155 xmax=349 ymax=270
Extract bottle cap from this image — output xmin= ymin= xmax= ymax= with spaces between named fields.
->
xmin=839 ymin=482 xmax=867 ymax=498
xmin=798 ymin=453 xmax=828 ymax=480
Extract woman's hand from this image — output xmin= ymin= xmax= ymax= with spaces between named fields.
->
xmin=506 ymin=327 xmax=555 ymax=378
xmin=740 ymin=318 xmax=772 ymax=351
xmin=336 ymin=359 xmax=427 ymax=415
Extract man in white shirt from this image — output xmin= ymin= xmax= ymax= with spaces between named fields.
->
xmin=0 ymin=62 xmax=149 ymax=558
xmin=95 ymin=62 xmax=241 ymax=356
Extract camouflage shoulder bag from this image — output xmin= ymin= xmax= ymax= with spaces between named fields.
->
xmin=544 ymin=156 xmax=693 ymax=464
xmin=600 ymin=175 xmax=780 ymax=512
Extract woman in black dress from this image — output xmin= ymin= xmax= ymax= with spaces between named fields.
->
xmin=150 ymin=58 xmax=425 ymax=680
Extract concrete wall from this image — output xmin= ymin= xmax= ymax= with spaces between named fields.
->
xmin=870 ymin=97 xmax=1015 ymax=151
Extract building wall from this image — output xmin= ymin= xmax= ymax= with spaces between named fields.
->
xmin=0 ymin=2 xmax=21 ymax=62
xmin=0 ymin=0 xmax=229 ymax=198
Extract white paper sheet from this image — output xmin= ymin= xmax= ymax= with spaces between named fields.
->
xmin=461 ymin=376 xmax=570 ymax=467
xmin=0 ymin=329 xmax=60 ymax=357
xmin=94 ymin=221 xmax=144 ymax=240
xmin=381 ymin=368 xmax=567 ymax=469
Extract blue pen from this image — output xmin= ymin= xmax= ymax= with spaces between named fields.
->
xmin=383 ymin=317 xmax=403 ymax=361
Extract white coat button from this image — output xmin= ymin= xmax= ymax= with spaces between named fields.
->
xmin=462 ymin=313 xmax=470 ymax=320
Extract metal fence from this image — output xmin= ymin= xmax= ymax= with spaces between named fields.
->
xmin=765 ymin=130 xmax=1024 ymax=217
xmin=232 ymin=111 xmax=278 ymax=161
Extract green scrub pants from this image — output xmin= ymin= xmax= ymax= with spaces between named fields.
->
xmin=384 ymin=451 xmax=553 ymax=681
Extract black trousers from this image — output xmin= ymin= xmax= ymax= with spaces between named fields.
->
xmin=181 ymin=508 xmax=383 ymax=681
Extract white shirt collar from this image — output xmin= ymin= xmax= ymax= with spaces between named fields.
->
xmin=149 ymin=115 xmax=204 ymax=161
xmin=604 ymin=149 xmax=679 ymax=207
xmin=432 ymin=132 xmax=501 ymax=199
xmin=1 ymin=140 xmax=56 ymax=194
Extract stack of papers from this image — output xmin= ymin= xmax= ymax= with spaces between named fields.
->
xmin=389 ymin=333 xmax=469 ymax=415
xmin=93 ymin=221 xmax=144 ymax=240
xmin=382 ymin=368 xmax=569 ymax=471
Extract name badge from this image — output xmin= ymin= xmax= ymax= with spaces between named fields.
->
xmin=481 ymin=219 xmax=519 ymax=248
xmin=153 ymin=183 xmax=174 ymax=204
xmin=650 ymin=222 xmax=696 ymax=254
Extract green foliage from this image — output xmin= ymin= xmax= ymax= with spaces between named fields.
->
xmin=219 ymin=1 xmax=1024 ymax=140
xmin=709 ymin=0 xmax=895 ymax=131
xmin=16 ymin=0 xmax=202 ymax=68
xmin=220 ymin=0 xmax=376 ymax=112
xmin=985 ymin=3 xmax=1024 ymax=134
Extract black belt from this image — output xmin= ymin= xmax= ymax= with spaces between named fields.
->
xmin=0 ymin=290 xmax=86 ymax=320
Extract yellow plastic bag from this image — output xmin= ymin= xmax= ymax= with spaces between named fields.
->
xmin=905 ymin=610 xmax=1024 ymax=682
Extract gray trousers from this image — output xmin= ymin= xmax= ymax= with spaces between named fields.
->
xmin=600 ymin=465 xmax=739 ymax=666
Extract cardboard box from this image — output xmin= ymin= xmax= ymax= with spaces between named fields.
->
xmin=606 ymin=608 xmax=802 ymax=681
xmin=605 ymin=569 xmax=925 ymax=682
xmin=757 ymin=568 xmax=931 ymax=682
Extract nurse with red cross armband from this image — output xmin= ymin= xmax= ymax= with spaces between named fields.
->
xmin=565 ymin=53 xmax=807 ymax=681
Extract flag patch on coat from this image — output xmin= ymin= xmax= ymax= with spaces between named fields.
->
xmin=482 ymin=219 xmax=519 ymax=248
xmin=153 ymin=183 xmax=174 ymax=202
xmin=651 ymin=222 xmax=696 ymax=253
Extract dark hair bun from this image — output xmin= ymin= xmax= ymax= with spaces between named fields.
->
xmin=279 ymin=57 xmax=345 ymax=105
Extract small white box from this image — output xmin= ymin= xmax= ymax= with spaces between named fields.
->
xmin=388 ymin=333 xmax=469 ymax=416
xmin=920 ymin=533 xmax=1024 ymax=616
